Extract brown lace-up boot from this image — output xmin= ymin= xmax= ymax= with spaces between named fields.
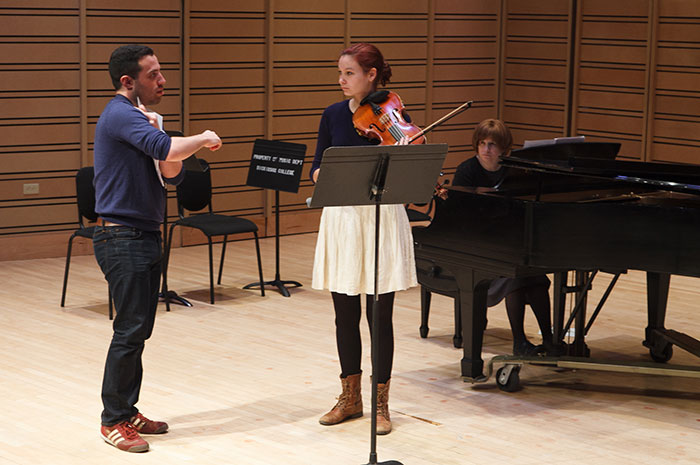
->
xmin=319 ymin=373 xmax=363 ymax=425
xmin=376 ymin=379 xmax=392 ymax=435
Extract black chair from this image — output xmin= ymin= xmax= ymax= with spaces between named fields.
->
xmin=60 ymin=167 xmax=114 ymax=319
xmin=164 ymin=158 xmax=265 ymax=305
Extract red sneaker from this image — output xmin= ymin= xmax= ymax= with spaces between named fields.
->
xmin=101 ymin=421 xmax=149 ymax=453
xmin=130 ymin=412 xmax=169 ymax=434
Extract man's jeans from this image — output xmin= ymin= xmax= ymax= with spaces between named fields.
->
xmin=93 ymin=226 xmax=162 ymax=426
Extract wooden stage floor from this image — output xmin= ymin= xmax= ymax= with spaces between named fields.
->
xmin=2 ymin=232 xmax=700 ymax=464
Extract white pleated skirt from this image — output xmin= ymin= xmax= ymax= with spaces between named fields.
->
xmin=312 ymin=204 xmax=417 ymax=296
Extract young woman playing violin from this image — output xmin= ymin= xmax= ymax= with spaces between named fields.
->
xmin=309 ymin=43 xmax=416 ymax=435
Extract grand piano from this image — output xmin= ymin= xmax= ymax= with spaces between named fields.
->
xmin=413 ymin=141 xmax=700 ymax=380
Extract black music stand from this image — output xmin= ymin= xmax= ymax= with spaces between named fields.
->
xmin=245 ymin=139 xmax=307 ymax=297
xmin=311 ymin=143 xmax=447 ymax=465
xmin=161 ymin=130 xmax=193 ymax=309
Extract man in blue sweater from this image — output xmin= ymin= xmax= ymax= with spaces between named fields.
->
xmin=93 ymin=44 xmax=222 ymax=453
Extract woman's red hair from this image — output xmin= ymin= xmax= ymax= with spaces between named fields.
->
xmin=340 ymin=43 xmax=392 ymax=88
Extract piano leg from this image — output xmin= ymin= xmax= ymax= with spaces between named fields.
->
xmin=419 ymin=287 xmax=432 ymax=338
xmin=571 ymin=271 xmax=590 ymax=357
xmin=644 ymin=272 xmax=673 ymax=362
xmin=459 ymin=278 xmax=489 ymax=380
xmin=552 ymin=271 xmax=568 ymax=343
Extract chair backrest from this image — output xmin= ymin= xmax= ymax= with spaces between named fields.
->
xmin=176 ymin=158 xmax=213 ymax=216
xmin=75 ymin=166 xmax=98 ymax=226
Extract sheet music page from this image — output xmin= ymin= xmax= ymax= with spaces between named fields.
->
xmin=137 ymin=97 xmax=165 ymax=187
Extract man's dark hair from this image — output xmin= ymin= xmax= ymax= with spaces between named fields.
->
xmin=108 ymin=44 xmax=154 ymax=90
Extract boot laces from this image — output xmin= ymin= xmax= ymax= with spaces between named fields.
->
xmin=334 ymin=390 xmax=350 ymax=409
xmin=377 ymin=388 xmax=389 ymax=417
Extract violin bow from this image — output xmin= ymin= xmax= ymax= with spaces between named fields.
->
xmin=408 ymin=100 xmax=473 ymax=144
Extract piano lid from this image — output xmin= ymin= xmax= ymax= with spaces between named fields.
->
xmin=500 ymin=142 xmax=700 ymax=195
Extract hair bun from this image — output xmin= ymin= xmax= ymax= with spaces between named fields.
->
xmin=380 ymin=62 xmax=392 ymax=87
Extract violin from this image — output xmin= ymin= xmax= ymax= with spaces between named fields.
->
xmin=352 ymin=90 xmax=472 ymax=145
xmin=352 ymin=91 xmax=425 ymax=145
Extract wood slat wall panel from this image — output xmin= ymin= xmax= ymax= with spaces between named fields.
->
xmin=0 ymin=151 xmax=82 ymax=174
xmin=188 ymin=4 xmax=266 ymax=230
xmin=3 ymin=0 xmax=700 ymax=260
xmin=351 ymin=0 xmax=428 ymax=13
xmin=88 ymin=0 xmax=178 ymax=9
xmin=647 ymin=2 xmax=700 ymax=164
xmin=3 ymin=0 xmax=78 ymax=6
xmin=0 ymin=70 xmax=79 ymax=91
xmin=0 ymin=177 xmax=74 ymax=202
xmin=501 ymin=0 xmax=571 ymax=147
xmin=431 ymin=0 xmax=499 ymax=180
xmin=0 ymin=3 xmax=183 ymax=244
xmin=581 ymin=0 xmax=649 ymax=16
xmin=0 ymin=1 xmax=80 ymax=243
xmin=272 ymin=5 xmax=345 ymax=228
xmin=277 ymin=0 xmax=345 ymax=12
xmin=572 ymin=0 xmax=650 ymax=160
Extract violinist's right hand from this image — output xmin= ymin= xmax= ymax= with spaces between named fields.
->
xmin=312 ymin=168 xmax=320 ymax=183
xmin=435 ymin=179 xmax=449 ymax=200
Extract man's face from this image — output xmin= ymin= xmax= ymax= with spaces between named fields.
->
xmin=133 ymin=54 xmax=166 ymax=106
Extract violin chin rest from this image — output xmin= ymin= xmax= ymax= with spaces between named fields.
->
xmin=361 ymin=90 xmax=389 ymax=105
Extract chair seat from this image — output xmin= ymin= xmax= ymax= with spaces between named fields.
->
xmin=406 ymin=208 xmax=431 ymax=222
xmin=74 ymin=226 xmax=97 ymax=239
xmin=176 ymin=213 xmax=258 ymax=237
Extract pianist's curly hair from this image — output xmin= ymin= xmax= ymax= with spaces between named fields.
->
xmin=472 ymin=119 xmax=513 ymax=155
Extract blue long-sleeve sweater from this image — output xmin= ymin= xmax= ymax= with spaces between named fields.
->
xmin=94 ymin=94 xmax=183 ymax=231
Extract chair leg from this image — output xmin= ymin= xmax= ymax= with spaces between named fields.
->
xmin=420 ymin=286 xmax=431 ymax=338
xmin=163 ymin=224 xmax=177 ymax=312
xmin=217 ymin=235 xmax=228 ymax=285
xmin=207 ymin=236 xmax=215 ymax=304
xmin=253 ymin=232 xmax=265 ymax=297
xmin=60 ymin=234 xmax=77 ymax=307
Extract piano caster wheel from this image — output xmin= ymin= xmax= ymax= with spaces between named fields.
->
xmin=496 ymin=365 xmax=521 ymax=392
xmin=453 ymin=336 xmax=462 ymax=348
xmin=650 ymin=344 xmax=673 ymax=363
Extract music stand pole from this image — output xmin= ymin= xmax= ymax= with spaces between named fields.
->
xmin=245 ymin=190 xmax=302 ymax=297
xmin=366 ymin=156 xmax=402 ymax=465
xmin=161 ymin=130 xmax=192 ymax=311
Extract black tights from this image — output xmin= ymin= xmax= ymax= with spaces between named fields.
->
xmin=505 ymin=284 xmax=553 ymax=346
xmin=331 ymin=291 xmax=395 ymax=384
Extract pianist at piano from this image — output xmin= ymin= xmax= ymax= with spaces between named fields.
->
xmin=415 ymin=135 xmax=700 ymax=381
xmin=451 ymin=118 xmax=556 ymax=357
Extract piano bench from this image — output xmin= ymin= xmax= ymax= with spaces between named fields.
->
xmin=420 ymin=286 xmax=462 ymax=348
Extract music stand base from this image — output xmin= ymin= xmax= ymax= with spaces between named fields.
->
xmin=244 ymin=279 xmax=302 ymax=297
xmin=365 ymin=461 xmax=403 ymax=465
xmin=159 ymin=291 xmax=192 ymax=308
